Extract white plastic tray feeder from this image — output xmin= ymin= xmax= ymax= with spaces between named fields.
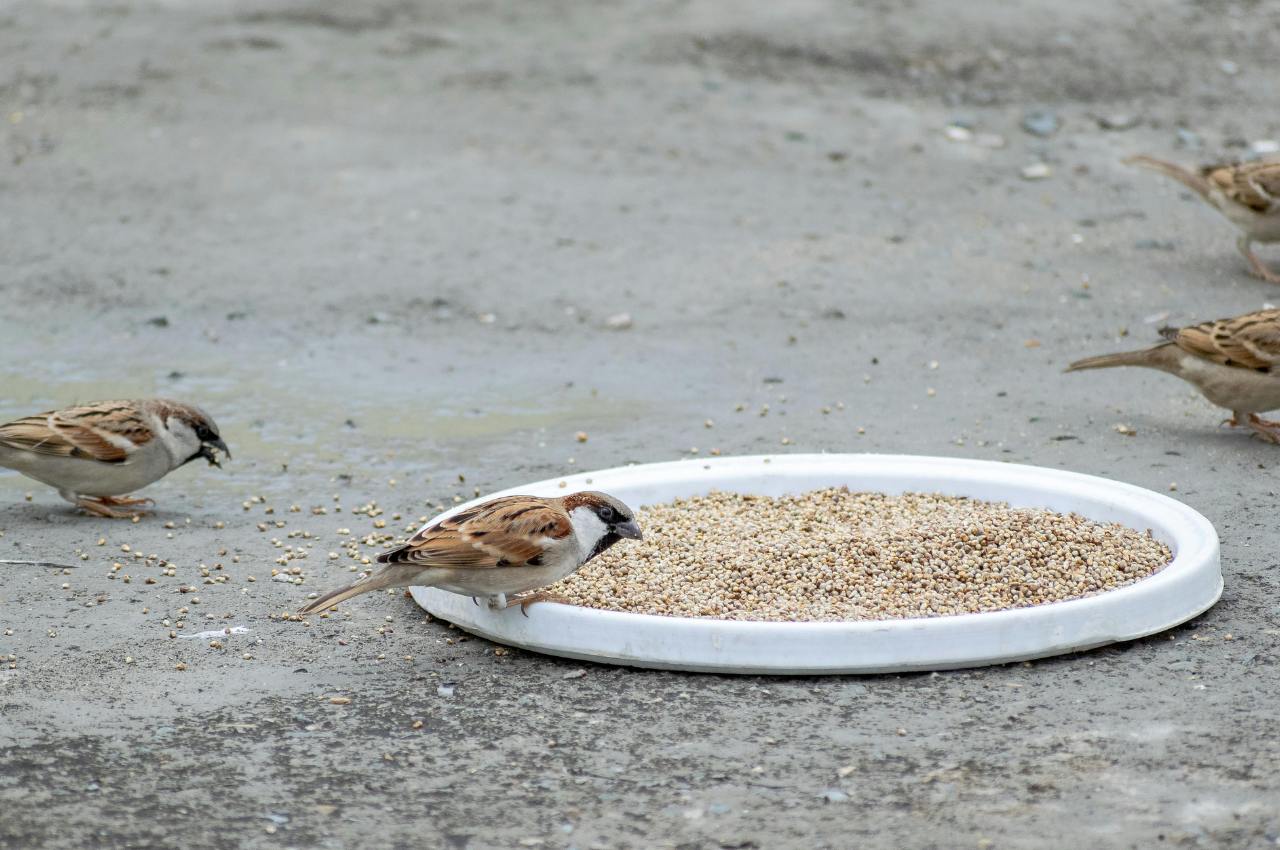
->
xmin=410 ymin=454 xmax=1222 ymax=675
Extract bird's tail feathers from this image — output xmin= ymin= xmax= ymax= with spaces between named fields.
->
xmin=297 ymin=564 xmax=424 ymax=615
xmin=1064 ymin=347 xmax=1166 ymax=373
xmin=1123 ymin=155 xmax=1212 ymax=200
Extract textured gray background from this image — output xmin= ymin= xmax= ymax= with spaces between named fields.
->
xmin=2 ymin=1 xmax=1279 ymax=848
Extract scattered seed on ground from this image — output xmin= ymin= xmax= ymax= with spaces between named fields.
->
xmin=552 ymin=488 xmax=1172 ymax=622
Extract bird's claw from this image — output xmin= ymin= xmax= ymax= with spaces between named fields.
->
xmin=505 ymin=591 xmax=570 ymax=616
xmin=100 ymin=495 xmax=155 ymax=508
xmin=1245 ymin=414 xmax=1280 ymax=444
xmin=75 ymin=496 xmax=153 ymax=519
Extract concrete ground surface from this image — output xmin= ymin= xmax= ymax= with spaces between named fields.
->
xmin=2 ymin=0 xmax=1280 ymax=847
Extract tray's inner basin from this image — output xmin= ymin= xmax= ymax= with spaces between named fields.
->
xmin=551 ymin=487 xmax=1172 ymax=622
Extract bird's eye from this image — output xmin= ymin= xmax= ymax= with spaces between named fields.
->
xmin=598 ymin=506 xmax=615 ymax=522
xmin=196 ymin=425 xmax=214 ymax=441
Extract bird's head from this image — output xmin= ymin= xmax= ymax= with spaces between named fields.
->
xmin=160 ymin=401 xmax=231 ymax=469
xmin=562 ymin=490 xmax=642 ymax=562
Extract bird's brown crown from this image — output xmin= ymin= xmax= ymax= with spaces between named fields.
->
xmin=562 ymin=490 xmax=635 ymax=521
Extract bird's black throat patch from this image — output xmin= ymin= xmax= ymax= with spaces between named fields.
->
xmin=585 ymin=532 xmax=622 ymax=563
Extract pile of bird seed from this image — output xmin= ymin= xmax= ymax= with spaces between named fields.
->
xmin=551 ymin=488 xmax=1172 ymax=621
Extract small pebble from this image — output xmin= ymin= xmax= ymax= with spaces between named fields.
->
xmin=1021 ymin=109 xmax=1060 ymax=137
xmin=1096 ymin=114 xmax=1139 ymax=131
xmin=1020 ymin=162 xmax=1052 ymax=181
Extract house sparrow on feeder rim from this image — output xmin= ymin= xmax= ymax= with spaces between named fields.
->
xmin=1066 ymin=308 xmax=1280 ymax=442
xmin=1125 ymin=154 xmax=1280 ymax=283
xmin=0 ymin=399 xmax=229 ymax=517
xmin=299 ymin=491 xmax=642 ymax=615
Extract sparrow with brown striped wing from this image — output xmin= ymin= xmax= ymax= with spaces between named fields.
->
xmin=0 ymin=398 xmax=229 ymax=517
xmin=1066 ymin=308 xmax=1280 ymax=441
xmin=298 ymin=491 xmax=642 ymax=615
xmin=1126 ymin=154 xmax=1280 ymax=283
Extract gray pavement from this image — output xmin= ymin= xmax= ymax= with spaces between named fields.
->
xmin=2 ymin=1 xmax=1279 ymax=847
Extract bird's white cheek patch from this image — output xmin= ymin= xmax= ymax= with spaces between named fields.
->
xmin=569 ymin=507 xmax=609 ymax=561
xmin=158 ymin=417 xmax=202 ymax=461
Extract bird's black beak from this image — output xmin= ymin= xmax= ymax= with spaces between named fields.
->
xmin=200 ymin=438 xmax=231 ymax=468
xmin=613 ymin=520 xmax=643 ymax=541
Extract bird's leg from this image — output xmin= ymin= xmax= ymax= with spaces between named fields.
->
xmin=1246 ymin=413 xmax=1280 ymax=444
xmin=1238 ymin=235 xmax=1280 ymax=284
xmin=485 ymin=592 xmax=509 ymax=611
xmin=58 ymin=489 xmax=143 ymax=519
xmin=505 ymin=590 xmax=572 ymax=617
xmin=1221 ymin=411 xmax=1245 ymax=429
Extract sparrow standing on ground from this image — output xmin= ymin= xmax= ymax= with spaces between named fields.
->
xmin=1066 ymin=308 xmax=1280 ymax=442
xmin=1126 ymin=154 xmax=1280 ymax=283
xmin=0 ymin=399 xmax=230 ymax=517
xmin=299 ymin=491 xmax=642 ymax=615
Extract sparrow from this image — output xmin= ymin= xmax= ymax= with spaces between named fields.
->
xmin=1125 ymin=154 xmax=1280 ymax=283
xmin=0 ymin=399 xmax=230 ymax=517
xmin=1066 ymin=308 xmax=1280 ymax=442
xmin=299 ymin=491 xmax=642 ymax=615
